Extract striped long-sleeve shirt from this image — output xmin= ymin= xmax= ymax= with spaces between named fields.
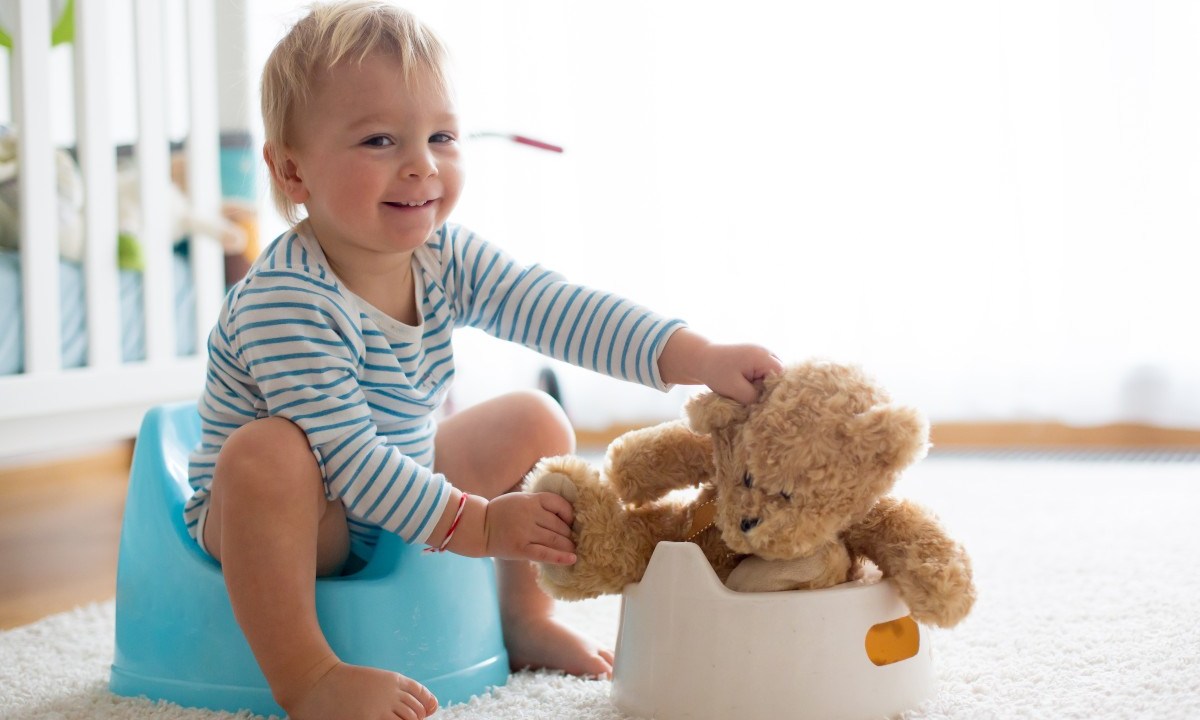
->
xmin=185 ymin=222 xmax=686 ymax=558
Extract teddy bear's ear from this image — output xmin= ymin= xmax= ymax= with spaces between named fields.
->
xmin=684 ymin=390 xmax=749 ymax=435
xmin=844 ymin=404 xmax=930 ymax=471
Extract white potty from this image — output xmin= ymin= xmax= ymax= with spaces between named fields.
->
xmin=611 ymin=542 xmax=934 ymax=720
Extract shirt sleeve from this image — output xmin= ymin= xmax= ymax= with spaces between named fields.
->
xmin=225 ymin=268 xmax=451 ymax=545
xmin=439 ymin=225 xmax=686 ymax=390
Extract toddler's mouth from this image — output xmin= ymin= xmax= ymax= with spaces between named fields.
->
xmin=384 ymin=199 xmax=434 ymax=208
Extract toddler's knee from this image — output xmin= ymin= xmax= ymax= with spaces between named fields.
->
xmin=511 ymin=389 xmax=575 ymax=457
xmin=215 ymin=417 xmax=319 ymax=497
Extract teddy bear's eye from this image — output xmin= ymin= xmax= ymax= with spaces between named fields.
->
xmin=779 ymin=491 xmax=792 ymax=501
xmin=742 ymin=472 xmax=753 ymax=488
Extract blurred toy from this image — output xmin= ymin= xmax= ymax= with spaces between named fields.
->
xmin=0 ymin=125 xmax=245 ymax=271
xmin=116 ymin=153 xmax=247 ymax=271
xmin=528 ymin=359 xmax=975 ymax=628
xmin=0 ymin=126 xmax=85 ymax=261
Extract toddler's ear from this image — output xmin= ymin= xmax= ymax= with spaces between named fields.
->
xmin=684 ymin=391 xmax=749 ymax=435
xmin=263 ymin=143 xmax=309 ymax=203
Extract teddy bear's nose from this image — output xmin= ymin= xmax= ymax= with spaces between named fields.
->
xmin=740 ymin=517 xmax=761 ymax=533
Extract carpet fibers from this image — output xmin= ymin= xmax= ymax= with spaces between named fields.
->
xmin=2 ymin=459 xmax=1198 ymax=719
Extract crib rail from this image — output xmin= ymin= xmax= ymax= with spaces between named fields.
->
xmin=0 ymin=0 xmax=226 ymax=460
xmin=76 ymin=0 xmax=119 ymax=369
xmin=11 ymin=0 xmax=57 ymax=374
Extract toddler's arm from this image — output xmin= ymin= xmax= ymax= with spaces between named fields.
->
xmin=657 ymin=327 xmax=783 ymax=405
xmin=431 ymin=489 xmax=576 ymax=564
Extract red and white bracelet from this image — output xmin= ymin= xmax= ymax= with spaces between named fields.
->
xmin=425 ymin=492 xmax=469 ymax=554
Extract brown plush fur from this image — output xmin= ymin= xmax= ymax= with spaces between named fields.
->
xmin=528 ymin=360 xmax=976 ymax=628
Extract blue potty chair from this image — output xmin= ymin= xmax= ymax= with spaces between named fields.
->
xmin=109 ymin=403 xmax=509 ymax=716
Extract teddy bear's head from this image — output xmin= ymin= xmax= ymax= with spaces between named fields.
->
xmin=685 ymin=361 xmax=929 ymax=561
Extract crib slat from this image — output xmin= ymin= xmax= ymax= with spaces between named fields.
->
xmin=133 ymin=0 xmax=176 ymax=363
xmin=186 ymin=0 xmax=224 ymax=347
xmin=75 ymin=0 xmax=121 ymax=368
xmin=13 ymin=0 xmax=60 ymax=375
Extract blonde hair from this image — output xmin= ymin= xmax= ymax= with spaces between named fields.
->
xmin=261 ymin=1 xmax=450 ymax=224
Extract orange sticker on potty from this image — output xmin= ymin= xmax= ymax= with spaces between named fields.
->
xmin=865 ymin=615 xmax=920 ymax=666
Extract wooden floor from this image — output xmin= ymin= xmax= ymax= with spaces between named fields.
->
xmin=0 ymin=443 xmax=132 ymax=629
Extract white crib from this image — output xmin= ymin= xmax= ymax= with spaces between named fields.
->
xmin=0 ymin=0 xmax=231 ymax=459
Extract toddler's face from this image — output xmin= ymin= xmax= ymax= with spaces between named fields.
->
xmin=285 ymin=53 xmax=463 ymax=259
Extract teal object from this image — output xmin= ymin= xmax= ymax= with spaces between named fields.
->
xmin=219 ymin=136 xmax=257 ymax=202
xmin=109 ymin=403 xmax=509 ymax=717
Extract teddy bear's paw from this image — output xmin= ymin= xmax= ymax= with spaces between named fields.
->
xmin=899 ymin=555 xmax=976 ymax=628
xmin=525 ymin=455 xmax=600 ymax=496
xmin=530 ymin=472 xmax=579 ymax=504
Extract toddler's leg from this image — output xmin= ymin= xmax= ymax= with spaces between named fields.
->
xmin=204 ymin=417 xmax=438 ymax=720
xmin=434 ymin=390 xmax=614 ymax=679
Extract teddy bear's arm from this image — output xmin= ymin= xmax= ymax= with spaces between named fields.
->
xmin=604 ymin=420 xmax=715 ymax=505
xmin=841 ymin=496 xmax=976 ymax=628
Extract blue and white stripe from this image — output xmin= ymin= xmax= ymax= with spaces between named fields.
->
xmin=186 ymin=222 xmax=685 ymax=559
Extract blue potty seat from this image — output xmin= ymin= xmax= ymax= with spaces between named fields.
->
xmin=109 ymin=403 xmax=509 ymax=716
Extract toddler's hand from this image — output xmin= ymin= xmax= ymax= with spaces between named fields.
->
xmin=699 ymin=342 xmax=783 ymax=405
xmin=484 ymin=492 xmax=576 ymax=565
xmin=659 ymin=328 xmax=783 ymax=405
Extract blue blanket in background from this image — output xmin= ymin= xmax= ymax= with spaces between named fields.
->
xmin=0 ymin=246 xmax=196 ymax=375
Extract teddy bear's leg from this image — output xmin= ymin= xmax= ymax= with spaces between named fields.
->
xmin=526 ymin=456 xmax=660 ymax=601
xmin=842 ymin=497 xmax=976 ymax=628
xmin=724 ymin=541 xmax=852 ymax=593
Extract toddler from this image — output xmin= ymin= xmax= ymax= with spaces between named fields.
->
xmin=184 ymin=2 xmax=782 ymax=719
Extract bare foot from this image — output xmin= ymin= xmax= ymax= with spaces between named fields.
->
xmin=503 ymin=612 xmax=615 ymax=679
xmin=283 ymin=661 xmax=439 ymax=720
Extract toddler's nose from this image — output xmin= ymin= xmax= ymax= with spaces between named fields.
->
xmin=402 ymin=147 xmax=438 ymax=179
xmin=740 ymin=517 xmax=760 ymax=533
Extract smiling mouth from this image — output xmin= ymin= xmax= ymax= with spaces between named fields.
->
xmin=384 ymin=199 xmax=435 ymax=208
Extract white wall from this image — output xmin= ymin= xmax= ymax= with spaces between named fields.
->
xmin=84 ymin=0 xmax=1200 ymax=429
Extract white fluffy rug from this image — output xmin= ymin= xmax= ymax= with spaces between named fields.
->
xmin=3 ymin=458 xmax=1199 ymax=719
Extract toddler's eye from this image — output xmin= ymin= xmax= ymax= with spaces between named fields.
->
xmin=364 ymin=136 xmax=394 ymax=147
xmin=430 ymin=132 xmax=456 ymax=144
xmin=742 ymin=472 xmax=753 ymax=488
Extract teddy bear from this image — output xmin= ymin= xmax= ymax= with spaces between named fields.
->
xmin=527 ymin=360 xmax=975 ymax=628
